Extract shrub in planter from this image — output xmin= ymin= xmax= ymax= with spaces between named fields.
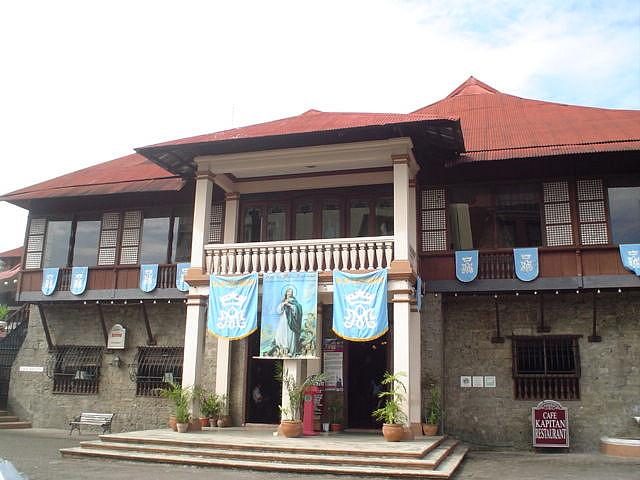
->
xmin=372 ymin=371 xmax=408 ymax=442
xmin=277 ymin=366 xmax=327 ymax=438
xmin=423 ymin=386 xmax=442 ymax=436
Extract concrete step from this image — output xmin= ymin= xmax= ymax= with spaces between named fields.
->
xmin=0 ymin=416 xmax=19 ymax=422
xmin=0 ymin=410 xmax=8 ymax=416
xmin=60 ymin=443 xmax=468 ymax=478
xmin=75 ymin=438 xmax=459 ymax=470
xmin=0 ymin=421 xmax=32 ymax=429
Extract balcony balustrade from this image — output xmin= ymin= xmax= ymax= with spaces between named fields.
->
xmin=204 ymin=236 xmax=395 ymax=275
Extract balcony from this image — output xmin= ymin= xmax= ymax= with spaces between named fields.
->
xmin=204 ymin=236 xmax=395 ymax=276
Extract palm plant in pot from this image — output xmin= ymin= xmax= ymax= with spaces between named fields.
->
xmin=158 ymin=381 xmax=190 ymax=431
xmin=199 ymin=389 xmax=221 ymax=428
xmin=277 ymin=367 xmax=327 ymax=438
xmin=372 ymin=371 xmax=408 ymax=442
xmin=216 ymin=394 xmax=232 ymax=427
xmin=327 ymin=398 xmax=344 ymax=432
xmin=423 ymin=385 xmax=442 ymax=436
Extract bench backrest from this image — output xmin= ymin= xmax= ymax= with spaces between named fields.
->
xmin=79 ymin=413 xmax=114 ymax=424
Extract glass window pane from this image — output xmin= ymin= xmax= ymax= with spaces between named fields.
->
xmin=608 ymin=186 xmax=640 ymax=244
xmin=43 ymin=220 xmax=72 ymax=267
xmin=172 ymin=207 xmax=193 ymax=263
xmin=349 ymin=200 xmax=370 ymax=237
xmin=243 ymin=207 xmax=263 ymax=242
xmin=267 ymin=205 xmax=287 ymax=241
xmin=294 ymin=201 xmax=314 ymax=240
xmin=72 ymin=219 xmax=100 ymax=266
xmin=322 ymin=201 xmax=341 ymax=239
xmin=140 ymin=213 xmax=171 ymax=264
xmin=495 ymin=185 xmax=541 ymax=248
xmin=448 ymin=187 xmax=493 ymax=249
xmin=375 ymin=198 xmax=393 ymax=236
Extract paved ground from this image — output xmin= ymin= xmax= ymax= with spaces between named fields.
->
xmin=1 ymin=428 xmax=638 ymax=480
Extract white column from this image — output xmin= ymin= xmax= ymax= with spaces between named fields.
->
xmin=281 ymin=359 xmax=303 ymax=419
xmin=408 ymin=178 xmax=418 ymax=270
xmin=393 ymin=157 xmax=411 ymax=261
xmin=189 ymin=170 xmax=215 ymax=270
xmin=306 ymin=303 xmax=323 ymax=377
xmin=393 ymin=288 xmax=422 ymax=433
xmin=215 ymin=192 xmax=241 ymax=398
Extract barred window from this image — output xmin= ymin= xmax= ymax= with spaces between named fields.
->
xmin=130 ymin=346 xmax=184 ymax=397
xmin=47 ymin=346 xmax=103 ymax=395
xmin=421 ymin=188 xmax=447 ymax=251
xmin=577 ymin=179 xmax=608 ymax=245
xmin=512 ymin=336 xmax=580 ymax=401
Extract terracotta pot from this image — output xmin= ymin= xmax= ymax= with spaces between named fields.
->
xmin=188 ymin=419 xmax=201 ymax=431
xmin=330 ymin=423 xmax=343 ymax=432
xmin=176 ymin=422 xmax=189 ymax=433
xmin=217 ymin=415 xmax=232 ymax=428
xmin=422 ymin=423 xmax=438 ymax=436
xmin=382 ymin=424 xmax=405 ymax=442
xmin=199 ymin=417 xmax=210 ymax=428
xmin=168 ymin=415 xmax=177 ymax=431
xmin=280 ymin=420 xmax=303 ymax=438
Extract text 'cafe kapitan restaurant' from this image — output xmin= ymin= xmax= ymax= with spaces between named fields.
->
xmin=2 ymin=77 xmax=639 ymax=451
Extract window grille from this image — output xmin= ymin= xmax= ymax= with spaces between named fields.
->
xmin=119 ymin=211 xmax=142 ymax=265
xmin=25 ymin=218 xmax=47 ymax=269
xmin=130 ymin=346 xmax=184 ymax=396
xmin=543 ymin=181 xmax=573 ymax=246
xmin=512 ymin=336 xmax=580 ymax=400
xmin=208 ymin=202 xmax=225 ymax=243
xmin=577 ymin=179 xmax=608 ymax=245
xmin=420 ymin=188 xmax=447 ymax=252
xmin=98 ymin=212 xmax=120 ymax=266
xmin=46 ymin=346 xmax=103 ymax=395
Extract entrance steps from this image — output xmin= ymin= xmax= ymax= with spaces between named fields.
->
xmin=0 ymin=410 xmax=31 ymax=429
xmin=60 ymin=429 xmax=467 ymax=478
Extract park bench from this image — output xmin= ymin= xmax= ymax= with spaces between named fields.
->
xmin=69 ymin=412 xmax=114 ymax=435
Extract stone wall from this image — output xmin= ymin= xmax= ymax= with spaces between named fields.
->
xmin=432 ymin=291 xmax=640 ymax=451
xmin=8 ymin=302 xmax=218 ymax=432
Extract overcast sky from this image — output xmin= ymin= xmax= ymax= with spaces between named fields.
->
xmin=0 ymin=0 xmax=638 ymax=252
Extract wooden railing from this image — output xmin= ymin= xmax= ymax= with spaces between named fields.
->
xmin=205 ymin=236 xmax=395 ymax=275
xmin=478 ymin=252 xmax=515 ymax=279
xmin=513 ymin=375 xmax=580 ymax=401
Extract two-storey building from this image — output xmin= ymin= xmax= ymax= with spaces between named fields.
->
xmin=2 ymin=77 xmax=639 ymax=449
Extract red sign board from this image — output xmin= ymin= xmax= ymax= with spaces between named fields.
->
xmin=303 ymin=386 xmax=321 ymax=436
xmin=532 ymin=400 xmax=569 ymax=448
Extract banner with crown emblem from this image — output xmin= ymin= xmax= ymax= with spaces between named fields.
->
xmin=69 ymin=266 xmax=88 ymax=295
xmin=619 ymin=244 xmax=640 ymax=276
xmin=175 ymin=263 xmax=190 ymax=292
xmin=514 ymin=247 xmax=539 ymax=282
xmin=332 ymin=269 xmax=388 ymax=342
xmin=139 ymin=264 xmax=158 ymax=292
xmin=208 ymin=273 xmax=258 ymax=340
xmin=455 ymin=250 xmax=478 ymax=283
xmin=259 ymin=272 xmax=318 ymax=358
xmin=41 ymin=268 xmax=59 ymax=296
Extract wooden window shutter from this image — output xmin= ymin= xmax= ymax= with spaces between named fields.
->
xmin=119 ymin=211 xmax=142 ymax=265
xmin=25 ymin=218 xmax=47 ymax=269
xmin=543 ymin=181 xmax=574 ymax=246
xmin=97 ymin=212 xmax=120 ymax=266
xmin=208 ymin=201 xmax=225 ymax=244
xmin=576 ymin=179 xmax=608 ymax=245
xmin=420 ymin=188 xmax=447 ymax=252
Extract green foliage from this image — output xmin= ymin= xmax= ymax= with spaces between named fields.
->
xmin=175 ymin=400 xmax=190 ymax=424
xmin=371 ymin=371 xmax=408 ymax=425
xmin=277 ymin=368 xmax=327 ymax=421
xmin=158 ymin=381 xmax=192 ymax=419
xmin=196 ymin=387 xmax=222 ymax=419
xmin=426 ymin=385 xmax=442 ymax=425
xmin=0 ymin=304 xmax=9 ymax=321
xmin=327 ymin=398 xmax=343 ymax=423
xmin=218 ymin=394 xmax=229 ymax=416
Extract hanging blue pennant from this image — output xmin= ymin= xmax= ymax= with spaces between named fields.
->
xmin=416 ymin=277 xmax=423 ymax=312
xmin=139 ymin=264 xmax=158 ymax=292
xmin=619 ymin=244 xmax=640 ymax=276
xmin=333 ymin=269 xmax=388 ymax=342
xmin=69 ymin=266 xmax=88 ymax=295
xmin=514 ymin=248 xmax=539 ymax=282
xmin=259 ymin=272 xmax=318 ymax=358
xmin=208 ymin=273 xmax=258 ymax=340
xmin=175 ymin=263 xmax=191 ymax=292
xmin=41 ymin=268 xmax=59 ymax=296
xmin=455 ymin=250 xmax=478 ymax=283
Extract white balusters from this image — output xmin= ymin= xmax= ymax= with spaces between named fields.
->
xmin=366 ymin=243 xmax=375 ymax=270
xmin=300 ymin=245 xmax=308 ymax=272
xmin=291 ymin=245 xmax=299 ymax=272
xmin=384 ymin=241 xmax=393 ymax=267
xmin=267 ymin=247 xmax=275 ymax=273
xmin=275 ymin=246 xmax=283 ymax=272
xmin=332 ymin=244 xmax=341 ymax=271
xmin=375 ymin=242 xmax=383 ymax=270
xmin=349 ymin=244 xmax=358 ymax=270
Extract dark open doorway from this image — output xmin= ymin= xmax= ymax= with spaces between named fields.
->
xmin=245 ymin=330 xmax=282 ymax=424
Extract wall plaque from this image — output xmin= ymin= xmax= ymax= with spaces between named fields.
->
xmin=107 ymin=324 xmax=126 ymax=349
xmin=532 ymin=400 xmax=569 ymax=448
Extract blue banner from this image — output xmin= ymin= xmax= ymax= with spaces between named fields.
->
xmin=416 ymin=277 xmax=423 ymax=312
xmin=70 ymin=266 xmax=88 ymax=295
xmin=333 ymin=269 xmax=388 ymax=342
xmin=620 ymin=244 xmax=640 ymax=276
xmin=208 ymin=273 xmax=258 ymax=340
xmin=176 ymin=263 xmax=190 ymax=292
xmin=259 ymin=272 xmax=318 ymax=358
xmin=455 ymin=250 xmax=478 ymax=283
xmin=514 ymin=248 xmax=539 ymax=282
xmin=139 ymin=264 xmax=158 ymax=292
xmin=41 ymin=268 xmax=59 ymax=296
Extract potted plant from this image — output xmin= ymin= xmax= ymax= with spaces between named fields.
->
xmin=158 ymin=381 xmax=189 ymax=431
xmin=423 ymin=385 xmax=442 ymax=436
xmin=372 ymin=371 xmax=408 ymax=442
xmin=327 ymin=398 xmax=344 ymax=431
xmin=175 ymin=395 xmax=191 ymax=433
xmin=216 ymin=395 xmax=232 ymax=427
xmin=277 ymin=368 xmax=327 ymax=438
xmin=200 ymin=391 xmax=221 ymax=428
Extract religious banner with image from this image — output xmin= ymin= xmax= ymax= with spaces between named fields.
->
xmin=259 ymin=271 xmax=318 ymax=358
xmin=69 ymin=266 xmax=88 ymax=295
xmin=175 ymin=263 xmax=190 ymax=292
xmin=208 ymin=272 xmax=258 ymax=340
xmin=139 ymin=264 xmax=158 ymax=292
xmin=455 ymin=250 xmax=478 ymax=282
xmin=41 ymin=268 xmax=59 ymax=296
xmin=619 ymin=244 xmax=640 ymax=276
xmin=332 ymin=269 xmax=388 ymax=341
xmin=514 ymin=247 xmax=539 ymax=282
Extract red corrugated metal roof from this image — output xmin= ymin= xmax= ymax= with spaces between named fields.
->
xmin=0 ymin=247 xmax=22 ymax=259
xmin=145 ymin=110 xmax=457 ymax=148
xmin=0 ymin=153 xmax=184 ymax=203
xmin=414 ymin=76 xmax=640 ymax=162
xmin=0 ymin=263 xmax=20 ymax=282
